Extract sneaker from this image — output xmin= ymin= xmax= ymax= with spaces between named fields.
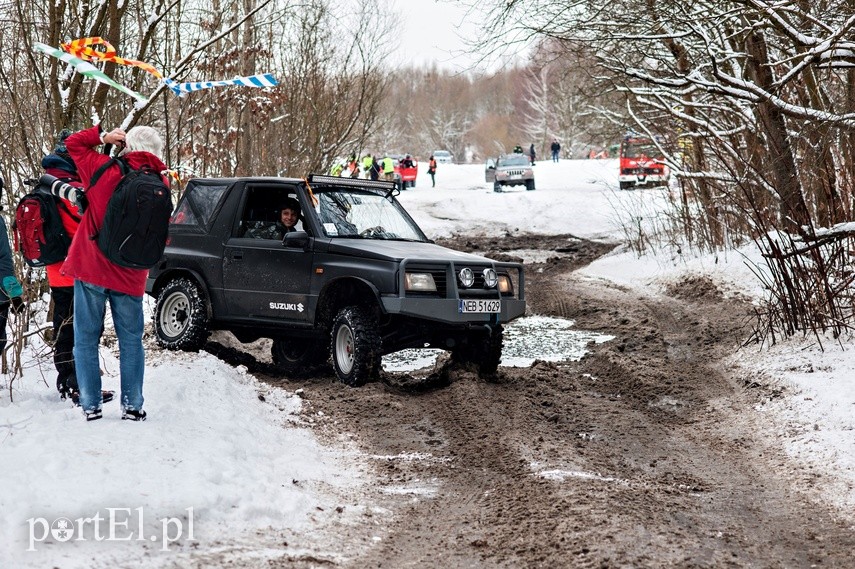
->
xmin=70 ymin=390 xmax=115 ymax=407
xmin=83 ymin=408 xmax=102 ymax=421
xmin=122 ymin=409 xmax=147 ymax=422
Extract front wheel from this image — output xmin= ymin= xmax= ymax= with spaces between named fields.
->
xmin=330 ymin=306 xmax=381 ymax=386
xmin=493 ymin=181 xmax=502 ymax=193
xmin=525 ymin=179 xmax=535 ymax=191
xmin=619 ymin=181 xmax=633 ymax=190
xmin=154 ymin=277 xmax=209 ymax=351
xmin=451 ymin=325 xmax=504 ymax=379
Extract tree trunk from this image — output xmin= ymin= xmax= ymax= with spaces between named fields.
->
xmin=743 ymin=30 xmax=809 ymax=233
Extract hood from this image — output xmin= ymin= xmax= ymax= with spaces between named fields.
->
xmin=121 ymin=150 xmax=168 ymax=173
xmin=41 ymin=153 xmax=77 ymax=174
xmin=327 ymin=239 xmax=496 ymax=264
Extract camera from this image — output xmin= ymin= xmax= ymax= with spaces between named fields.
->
xmin=32 ymin=174 xmax=86 ymax=214
xmin=38 ymin=174 xmax=80 ymax=205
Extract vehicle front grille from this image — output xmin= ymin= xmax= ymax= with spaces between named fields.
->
xmin=622 ymin=167 xmax=663 ymax=176
xmin=428 ymin=269 xmax=447 ymax=296
xmin=401 ymin=261 xmax=523 ymax=301
xmin=457 ymin=265 xmax=500 ymax=299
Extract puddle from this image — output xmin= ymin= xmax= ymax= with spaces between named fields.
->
xmin=382 ymin=315 xmax=614 ymax=372
xmin=502 ymin=316 xmax=613 ymax=366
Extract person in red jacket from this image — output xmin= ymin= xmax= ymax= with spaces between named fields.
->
xmin=41 ymin=131 xmax=115 ymax=406
xmin=64 ymin=125 xmax=167 ymax=422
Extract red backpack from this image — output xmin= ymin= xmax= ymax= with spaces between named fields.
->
xmin=13 ymin=181 xmax=77 ymax=267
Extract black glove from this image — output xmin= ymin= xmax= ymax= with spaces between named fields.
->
xmin=9 ymin=296 xmax=24 ymax=314
xmin=76 ymin=191 xmax=89 ymax=216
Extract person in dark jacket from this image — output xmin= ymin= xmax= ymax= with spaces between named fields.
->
xmin=529 ymin=143 xmax=537 ymax=166
xmin=0 ymin=177 xmax=24 ymax=356
xmin=245 ymin=197 xmax=302 ymax=239
xmin=64 ymin=125 xmax=168 ymax=422
xmin=42 ymin=130 xmax=115 ymax=406
xmin=369 ymin=156 xmax=381 ymax=181
xmin=550 ymin=140 xmax=561 ymax=162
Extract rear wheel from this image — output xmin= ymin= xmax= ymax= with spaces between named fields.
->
xmin=271 ymin=338 xmax=329 ymax=377
xmin=330 ymin=306 xmax=381 ymax=387
xmin=451 ymin=325 xmax=504 ymax=379
xmin=154 ymin=278 xmax=209 ymax=351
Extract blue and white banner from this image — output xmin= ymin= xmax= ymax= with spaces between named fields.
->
xmin=164 ymin=73 xmax=278 ymax=96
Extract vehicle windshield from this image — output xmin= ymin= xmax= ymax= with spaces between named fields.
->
xmin=499 ymin=154 xmax=530 ymax=167
xmin=622 ymin=140 xmax=663 ymax=159
xmin=314 ymin=188 xmax=427 ymax=241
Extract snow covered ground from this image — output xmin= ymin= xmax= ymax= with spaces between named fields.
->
xmin=2 ymin=157 xmax=854 ymax=566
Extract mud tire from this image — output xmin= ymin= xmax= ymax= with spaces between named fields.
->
xmin=154 ymin=278 xmax=209 ymax=351
xmin=330 ymin=306 xmax=381 ymax=387
xmin=451 ymin=325 xmax=504 ymax=379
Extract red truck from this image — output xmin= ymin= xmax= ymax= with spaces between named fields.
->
xmin=392 ymin=154 xmax=419 ymax=188
xmin=618 ymin=136 xmax=670 ymax=190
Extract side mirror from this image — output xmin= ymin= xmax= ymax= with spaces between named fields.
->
xmin=283 ymin=230 xmax=309 ymax=249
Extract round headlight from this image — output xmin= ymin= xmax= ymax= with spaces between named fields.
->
xmin=458 ymin=267 xmax=474 ymax=288
xmin=482 ymin=268 xmax=498 ymax=288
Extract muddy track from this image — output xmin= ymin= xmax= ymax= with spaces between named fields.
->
xmin=212 ymin=234 xmax=855 ymax=568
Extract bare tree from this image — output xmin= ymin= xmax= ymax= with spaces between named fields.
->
xmin=472 ymin=0 xmax=855 ymax=337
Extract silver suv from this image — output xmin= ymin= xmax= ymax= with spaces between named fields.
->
xmin=433 ymin=150 xmax=454 ymax=164
xmin=485 ymin=153 xmax=535 ymax=192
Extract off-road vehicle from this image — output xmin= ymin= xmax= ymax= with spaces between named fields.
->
xmin=147 ymin=175 xmax=526 ymax=386
xmin=485 ymin=153 xmax=535 ymax=192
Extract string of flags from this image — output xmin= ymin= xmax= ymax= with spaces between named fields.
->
xmin=34 ymin=37 xmax=279 ymax=102
xmin=164 ymin=74 xmax=278 ymax=96
xmin=33 ymin=43 xmax=148 ymax=102
xmin=61 ymin=37 xmax=163 ymax=79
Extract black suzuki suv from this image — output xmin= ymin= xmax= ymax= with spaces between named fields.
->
xmin=146 ymin=175 xmax=526 ymax=386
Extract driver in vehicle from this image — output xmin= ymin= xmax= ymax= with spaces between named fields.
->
xmin=245 ymin=197 xmax=301 ymax=239
xmin=278 ymin=197 xmax=301 ymax=233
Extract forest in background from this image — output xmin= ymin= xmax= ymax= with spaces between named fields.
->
xmin=370 ymin=51 xmax=624 ymax=164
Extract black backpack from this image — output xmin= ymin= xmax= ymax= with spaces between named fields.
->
xmin=89 ymin=157 xmax=173 ymax=269
xmin=13 ymin=180 xmax=78 ymax=267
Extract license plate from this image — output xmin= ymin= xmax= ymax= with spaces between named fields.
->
xmin=458 ymin=299 xmax=501 ymax=313
xmin=510 ymin=174 xmax=522 ymax=180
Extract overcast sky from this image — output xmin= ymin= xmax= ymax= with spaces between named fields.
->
xmin=385 ymin=0 xmax=499 ymax=72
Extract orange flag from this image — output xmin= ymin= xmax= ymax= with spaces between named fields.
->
xmin=61 ymin=37 xmax=163 ymax=79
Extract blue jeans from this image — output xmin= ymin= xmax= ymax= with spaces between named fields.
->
xmin=73 ymin=280 xmax=145 ymax=412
